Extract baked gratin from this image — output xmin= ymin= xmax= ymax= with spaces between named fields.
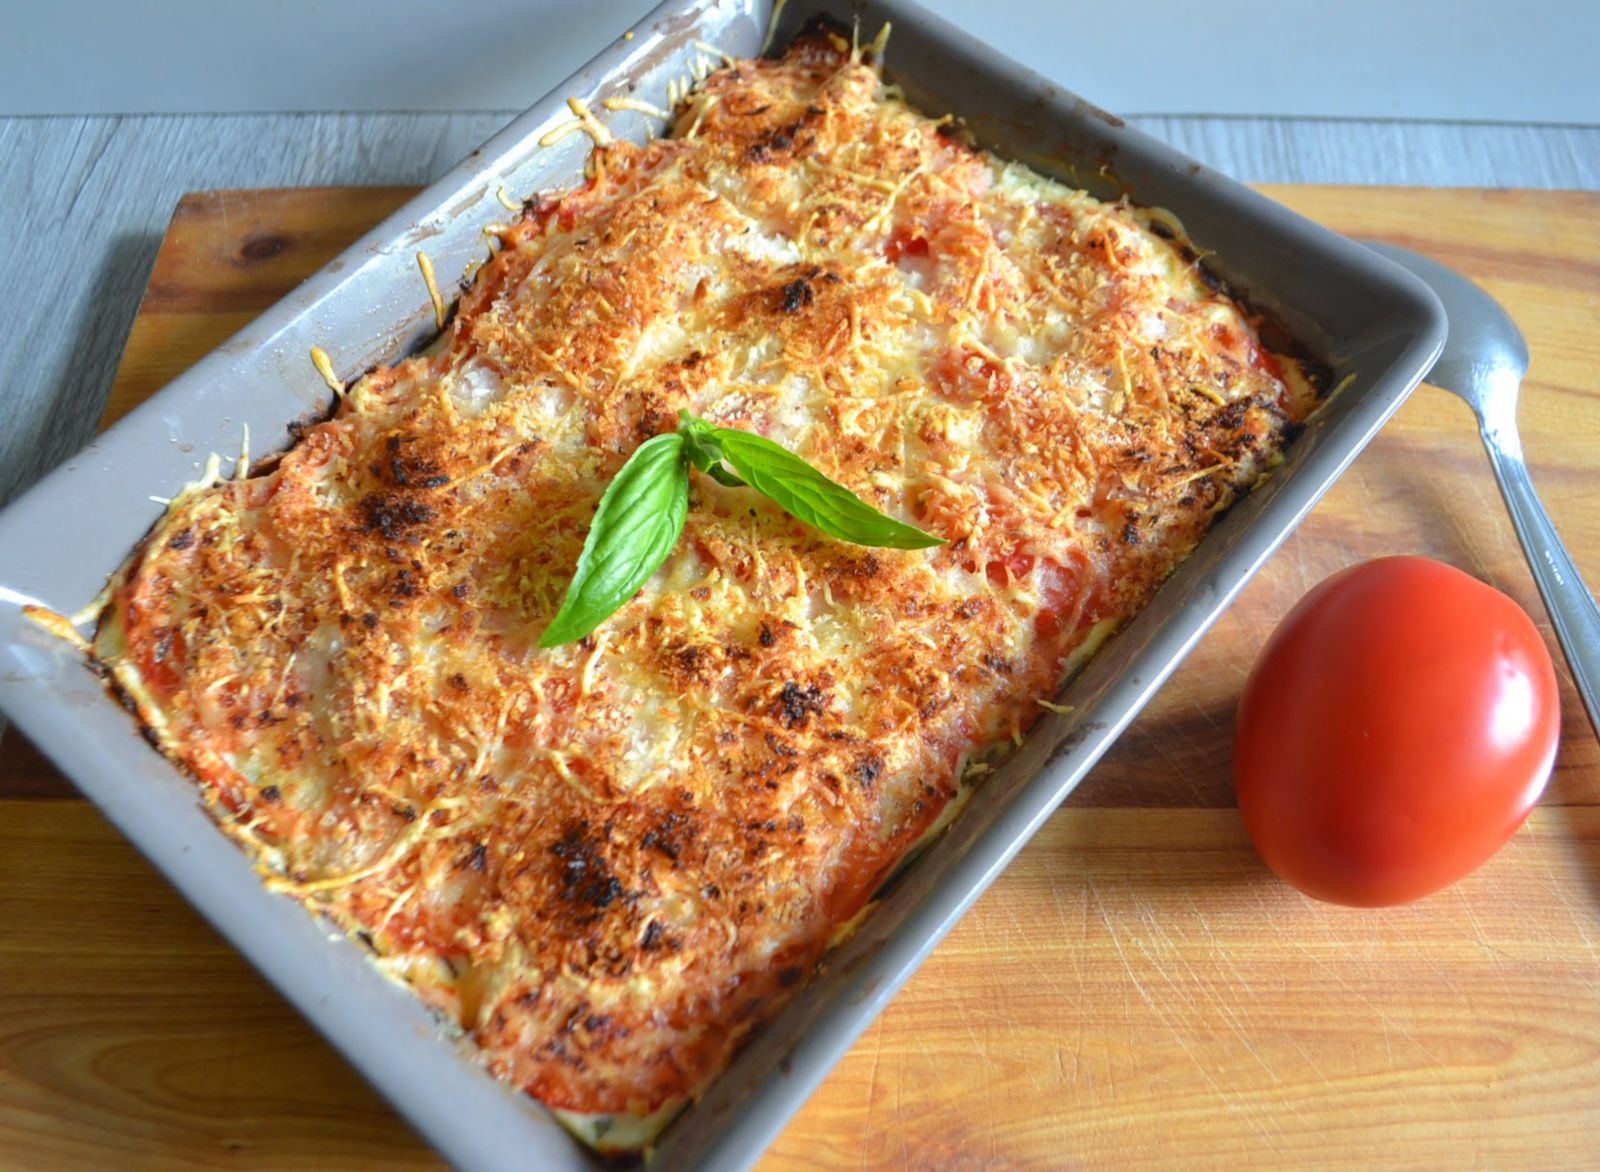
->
xmin=85 ymin=29 xmax=1320 ymax=1156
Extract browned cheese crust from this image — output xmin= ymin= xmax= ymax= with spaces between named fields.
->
xmin=95 ymin=34 xmax=1319 ymax=1139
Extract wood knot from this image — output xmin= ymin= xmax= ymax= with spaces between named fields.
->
xmin=239 ymin=234 xmax=289 ymax=262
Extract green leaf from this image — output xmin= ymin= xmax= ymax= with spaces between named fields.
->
xmin=702 ymin=463 xmax=748 ymax=488
xmin=678 ymin=410 xmax=745 ymax=487
xmin=539 ymin=432 xmax=689 ymax=647
xmin=537 ymin=415 xmax=940 ymax=649
xmin=712 ymin=427 xmax=944 ymax=549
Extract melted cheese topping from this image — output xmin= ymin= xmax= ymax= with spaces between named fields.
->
xmin=94 ymin=35 xmax=1319 ymax=1154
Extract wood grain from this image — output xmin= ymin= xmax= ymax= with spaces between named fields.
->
xmin=1 ymin=185 xmax=1597 ymax=1169
xmin=100 ymin=186 xmax=418 ymax=428
xmin=0 ymin=802 xmax=441 ymax=1172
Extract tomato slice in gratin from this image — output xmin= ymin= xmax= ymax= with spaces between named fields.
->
xmin=89 ymin=28 xmax=1320 ymax=1155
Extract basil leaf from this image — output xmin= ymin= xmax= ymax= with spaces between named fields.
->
xmin=678 ymin=411 xmax=745 ymax=487
xmin=539 ymin=432 xmax=689 ymax=647
xmin=713 ymin=428 xmax=944 ymax=549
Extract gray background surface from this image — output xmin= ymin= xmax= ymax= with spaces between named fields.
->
xmin=3 ymin=0 xmax=1597 ymax=512
xmin=6 ymin=0 xmax=1598 ymax=122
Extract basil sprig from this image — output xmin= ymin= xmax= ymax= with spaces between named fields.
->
xmin=540 ymin=411 xmax=943 ymax=646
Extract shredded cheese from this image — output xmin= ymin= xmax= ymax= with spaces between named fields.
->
xmin=23 ymin=605 xmax=91 ymax=652
xmin=566 ymin=96 xmax=613 ymax=146
xmin=693 ymin=39 xmax=736 ymax=67
xmin=600 ymin=95 xmax=671 ymax=121
xmin=538 ymin=118 xmax=587 ymax=148
xmin=309 ymin=345 xmax=344 ymax=395
xmin=416 ymin=250 xmax=446 ymax=331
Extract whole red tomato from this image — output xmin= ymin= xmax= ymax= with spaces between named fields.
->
xmin=1233 ymin=556 xmax=1560 ymax=906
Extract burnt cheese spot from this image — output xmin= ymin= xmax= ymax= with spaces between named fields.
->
xmin=358 ymin=492 xmax=435 ymax=542
xmin=855 ymin=754 xmax=884 ymax=787
xmin=746 ymin=125 xmax=793 ymax=162
xmin=640 ymin=811 xmax=693 ymax=864
xmin=388 ymin=568 xmax=420 ymax=605
xmin=779 ymin=276 xmax=814 ymax=312
xmin=551 ymin=821 xmax=624 ymax=910
xmin=776 ymin=681 xmax=827 ymax=727
xmin=384 ymin=435 xmax=450 ymax=488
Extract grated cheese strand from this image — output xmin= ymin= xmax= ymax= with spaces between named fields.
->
xmin=416 ymin=250 xmax=447 ymax=331
xmin=309 ymin=345 xmax=344 ymax=395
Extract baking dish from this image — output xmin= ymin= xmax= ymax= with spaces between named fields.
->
xmin=0 ymin=0 xmax=1445 ymax=1167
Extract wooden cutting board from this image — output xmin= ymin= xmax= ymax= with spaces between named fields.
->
xmin=2 ymin=186 xmax=1597 ymax=1169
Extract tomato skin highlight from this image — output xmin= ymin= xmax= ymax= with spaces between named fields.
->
xmin=1233 ymin=556 xmax=1561 ymax=907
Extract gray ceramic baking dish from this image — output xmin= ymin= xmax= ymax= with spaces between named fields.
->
xmin=0 ymin=0 xmax=1445 ymax=1167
